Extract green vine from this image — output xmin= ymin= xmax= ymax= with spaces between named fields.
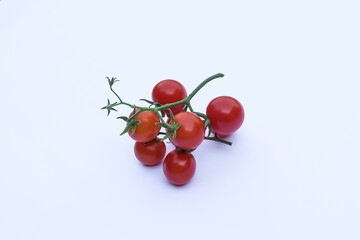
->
xmin=101 ymin=73 xmax=232 ymax=146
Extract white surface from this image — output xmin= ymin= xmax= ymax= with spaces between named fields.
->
xmin=1 ymin=0 xmax=360 ymax=239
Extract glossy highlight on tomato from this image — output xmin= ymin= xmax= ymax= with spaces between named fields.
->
xmin=152 ymin=79 xmax=187 ymax=116
xmin=206 ymin=96 xmax=244 ymax=137
xmin=134 ymin=139 xmax=166 ymax=166
xmin=163 ymin=150 xmax=196 ymax=185
xmin=128 ymin=110 xmax=161 ymax=142
xmin=168 ymin=112 xmax=205 ymax=150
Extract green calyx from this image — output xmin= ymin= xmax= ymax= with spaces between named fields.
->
xmin=118 ymin=113 xmax=141 ymax=136
xmin=155 ymin=109 xmax=180 ymax=142
xmin=101 ymin=98 xmax=118 ymax=116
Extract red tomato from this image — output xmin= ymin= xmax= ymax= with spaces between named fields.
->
xmin=134 ymin=140 xmax=166 ymax=166
xmin=128 ymin=110 xmax=161 ymax=142
xmin=163 ymin=150 xmax=196 ymax=185
xmin=168 ymin=112 xmax=205 ymax=150
xmin=206 ymin=96 xmax=244 ymax=137
xmin=152 ymin=79 xmax=187 ymax=116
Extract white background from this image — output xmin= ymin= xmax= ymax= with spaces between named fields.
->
xmin=1 ymin=0 xmax=360 ymax=239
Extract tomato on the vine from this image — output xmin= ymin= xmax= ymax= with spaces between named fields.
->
xmin=206 ymin=96 xmax=244 ymax=137
xmin=152 ymin=79 xmax=187 ymax=116
xmin=102 ymin=73 xmax=239 ymax=186
xmin=168 ymin=112 xmax=205 ymax=150
xmin=134 ymin=139 xmax=166 ymax=166
xmin=128 ymin=110 xmax=161 ymax=142
xmin=163 ymin=150 xmax=196 ymax=185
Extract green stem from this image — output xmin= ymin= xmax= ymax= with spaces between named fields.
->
xmin=155 ymin=111 xmax=167 ymax=125
xmin=110 ymin=85 xmax=123 ymax=103
xmin=186 ymin=73 xmax=224 ymax=102
xmin=187 ymin=104 xmax=194 ymax=112
xmin=204 ymin=136 xmax=232 ymax=146
xmin=193 ymin=111 xmax=208 ymax=119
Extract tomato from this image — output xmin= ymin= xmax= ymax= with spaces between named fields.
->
xmin=163 ymin=150 xmax=196 ymax=185
xmin=134 ymin=139 xmax=166 ymax=166
xmin=152 ymin=79 xmax=187 ymax=116
xmin=206 ymin=96 xmax=244 ymax=137
xmin=168 ymin=112 xmax=205 ymax=150
xmin=128 ymin=110 xmax=161 ymax=142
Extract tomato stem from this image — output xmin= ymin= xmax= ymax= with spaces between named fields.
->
xmin=204 ymin=135 xmax=232 ymax=146
xmin=186 ymin=73 xmax=224 ymax=102
xmin=103 ymin=73 xmax=232 ymax=146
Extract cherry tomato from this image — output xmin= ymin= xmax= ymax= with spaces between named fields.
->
xmin=206 ymin=96 xmax=244 ymax=137
xmin=134 ymin=139 xmax=166 ymax=166
xmin=152 ymin=79 xmax=187 ymax=116
xmin=163 ymin=150 xmax=196 ymax=185
xmin=168 ymin=112 xmax=205 ymax=150
xmin=128 ymin=110 xmax=161 ymax=142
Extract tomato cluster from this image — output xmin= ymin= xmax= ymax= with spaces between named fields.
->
xmin=102 ymin=73 xmax=245 ymax=186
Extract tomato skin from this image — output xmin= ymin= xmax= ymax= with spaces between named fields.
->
xmin=206 ymin=96 xmax=244 ymax=137
xmin=163 ymin=150 xmax=196 ymax=185
xmin=168 ymin=112 xmax=205 ymax=150
xmin=128 ymin=110 xmax=161 ymax=142
xmin=152 ymin=79 xmax=187 ymax=116
xmin=134 ymin=140 xmax=166 ymax=166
